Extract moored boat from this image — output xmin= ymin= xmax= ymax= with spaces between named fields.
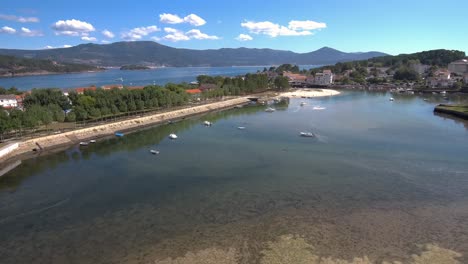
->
xmin=150 ymin=150 xmax=160 ymax=155
xmin=265 ymin=107 xmax=275 ymax=112
xmin=79 ymin=142 xmax=89 ymax=146
xmin=300 ymin=132 xmax=315 ymax=137
xmin=169 ymin=133 xmax=178 ymax=139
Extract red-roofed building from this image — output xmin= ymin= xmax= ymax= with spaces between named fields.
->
xmin=0 ymin=94 xmax=17 ymax=109
xmin=101 ymin=84 xmax=123 ymax=90
xmin=186 ymin=89 xmax=202 ymax=94
xmin=127 ymin=86 xmax=145 ymax=90
xmin=75 ymin=87 xmax=97 ymax=94
xmin=199 ymin=84 xmax=218 ymax=91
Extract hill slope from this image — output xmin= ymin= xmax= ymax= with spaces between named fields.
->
xmin=0 ymin=41 xmax=387 ymax=67
xmin=0 ymin=54 xmax=100 ymax=76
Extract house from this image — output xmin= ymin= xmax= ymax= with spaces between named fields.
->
xmin=411 ymin=63 xmax=431 ymax=75
xmin=314 ymin=70 xmax=334 ymax=85
xmin=448 ymin=59 xmax=468 ymax=75
xmin=282 ymin=71 xmax=307 ymax=82
xmin=464 ymin=73 xmax=468 ymax=84
xmin=199 ymin=83 xmax=218 ymax=91
xmin=101 ymin=84 xmax=123 ymax=90
xmin=75 ymin=87 xmax=97 ymax=94
xmin=186 ymin=89 xmax=202 ymax=95
xmin=0 ymin=94 xmax=18 ymax=109
xmin=426 ymin=70 xmax=454 ymax=88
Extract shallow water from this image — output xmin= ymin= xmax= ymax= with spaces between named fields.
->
xmin=1 ymin=92 xmax=468 ymax=263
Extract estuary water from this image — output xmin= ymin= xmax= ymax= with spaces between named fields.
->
xmin=1 ymin=92 xmax=468 ymax=263
xmin=0 ymin=66 xmax=268 ymax=90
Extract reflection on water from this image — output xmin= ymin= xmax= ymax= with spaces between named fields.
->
xmin=0 ymin=92 xmax=467 ymax=264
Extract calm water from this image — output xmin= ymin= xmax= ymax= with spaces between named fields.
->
xmin=0 ymin=65 xmax=322 ymax=91
xmin=1 ymin=92 xmax=468 ymax=263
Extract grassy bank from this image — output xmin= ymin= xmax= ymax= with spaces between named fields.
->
xmin=434 ymin=104 xmax=468 ymax=120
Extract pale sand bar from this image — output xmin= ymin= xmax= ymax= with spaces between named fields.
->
xmin=280 ymin=88 xmax=340 ymax=98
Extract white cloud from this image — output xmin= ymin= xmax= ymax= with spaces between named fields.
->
xmin=20 ymin=27 xmax=43 ymax=37
xmin=186 ymin=29 xmax=218 ymax=40
xmin=151 ymin=36 xmax=161 ymax=42
xmin=241 ymin=19 xmax=325 ymax=37
xmin=0 ymin=26 xmax=16 ymax=34
xmin=121 ymin=25 xmax=160 ymax=41
xmin=161 ymin=28 xmax=218 ymax=42
xmin=288 ymin=20 xmax=326 ymax=31
xmin=81 ymin=36 xmax=97 ymax=41
xmin=43 ymin=44 xmax=72 ymax=49
xmin=101 ymin=29 xmax=114 ymax=38
xmin=159 ymin=13 xmax=184 ymax=24
xmin=163 ymin=28 xmax=190 ymax=42
xmin=52 ymin=19 xmax=95 ymax=36
xmin=236 ymin=33 xmax=253 ymax=41
xmin=159 ymin=13 xmax=206 ymax=26
xmin=0 ymin=14 xmax=39 ymax=23
xmin=183 ymin=14 xmax=206 ymax=26
xmin=101 ymin=40 xmax=110 ymax=44
xmin=164 ymin=27 xmax=178 ymax=33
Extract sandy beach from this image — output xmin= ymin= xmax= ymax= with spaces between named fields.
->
xmin=280 ymin=88 xmax=340 ymax=98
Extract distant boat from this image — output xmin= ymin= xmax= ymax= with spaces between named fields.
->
xmin=115 ymin=132 xmax=124 ymax=137
xmin=150 ymin=150 xmax=159 ymax=155
xmin=79 ymin=141 xmax=89 ymax=146
xmin=89 ymin=140 xmax=96 ymax=143
xmin=265 ymin=107 xmax=275 ymax=112
xmin=300 ymin=132 xmax=315 ymax=137
xmin=389 ymin=98 xmax=394 ymax=101
xmin=169 ymin=133 xmax=178 ymax=139
xmin=423 ymin=98 xmax=428 ymax=101
xmin=300 ymin=102 xmax=306 ymax=106
xmin=116 ymin=77 xmax=123 ymax=82
xmin=441 ymin=91 xmax=447 ymax=95
xmin=203 ymin=121 xmax=212 ymax=126
xmin=313 ymin=106 xmax=326 ymax=110
xmin=237 ymin=126 xmax=246 ymax=130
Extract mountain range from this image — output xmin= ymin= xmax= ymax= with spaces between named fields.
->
xmin=0 ymin=41 xmax=388 ymax=67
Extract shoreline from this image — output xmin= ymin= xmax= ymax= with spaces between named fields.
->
xmin=0 ymin=97 xmax=250 ymax=166
xmin=0 ymin=89 xmax=341 ymax=167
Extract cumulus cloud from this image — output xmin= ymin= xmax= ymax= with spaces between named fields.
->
xmin=241 ymin=19 xmax=326 ymax=37
xmin=159 ymin=13 xmax=184 ymax=24
xmin=162 ymin=28 xmax=190 ymax=42
xmin=0 ymin=14 xmax=39 ymax=23
xmin=159 ymin=13 xmax=206 ymax=26
xmin=20 ymin=27 xmax=43 ymax=37
xmin=43 ymin=44 xmax=73 ymax=49
xmin=162 ymin=28 xmax=218 ymax=42
xmin=81 ymin=36 xmax=97 ymax=41
xmin=236 ymin=33 xmax=253 ymax=41
xmin=121 ymin=25 xmax=160 ymax=41
xmin=101 ymin=29 xmax=114 ymax=38
xmin=101 ymin=40 xmax=110 ymax=44
xmin=52 ymin=19 xmax=95 ymax=36
xmin=186 ymin=29 xmax=218 ymax=40
xmin=151 ymin=36 xmax=161 ymax=42
xmin=0 ymin=26 xmax=16 ymax=34
xmin=183 ymin=14 xmax=206 ymax=26
xmin=288 ymin=20 xmax=327 ymax=31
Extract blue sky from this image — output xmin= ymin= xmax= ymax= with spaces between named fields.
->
xmin=0 ymin=0 xmax=467 ymax=55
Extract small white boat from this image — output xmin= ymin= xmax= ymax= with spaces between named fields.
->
xmin=203 ymin=121 xmax=212 ymax=126
xmin=423 ymin=98 xmax=428 ymax=101
xmin=300 ymin=102 xmax=306 ymax=106
xmin=441 ymin=91 xmax=447 ymax=95
xmin=313 ymin=106 xmax=326 ymax=110
xmin=150 ymin=150 xmax=160 ymax=155
xmin=300 ymin=132 xmax=315 ymax=137
xmin=169 ymin=133 xmax=178 ymax=139
xmin=265 ymin=107 xmax=275 ymax=112
xmin=79 ymin=142 xmax=89 ymax=146
xmin=89 ymin=140 xmax=96 ymax=143
xmin=389 ymin=98 xmax=394 ymax=101
xmin=237 ymin=126 xmax=246 ymax=130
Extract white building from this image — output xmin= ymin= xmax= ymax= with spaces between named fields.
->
xmin=0 ymin=94 xmax=18 ymax=108
xmin=448 ymin=59 xmax=468 ymax=75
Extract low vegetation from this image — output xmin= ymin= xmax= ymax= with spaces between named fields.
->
xmin=0 ymin=55 xmax=99 ymax=76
